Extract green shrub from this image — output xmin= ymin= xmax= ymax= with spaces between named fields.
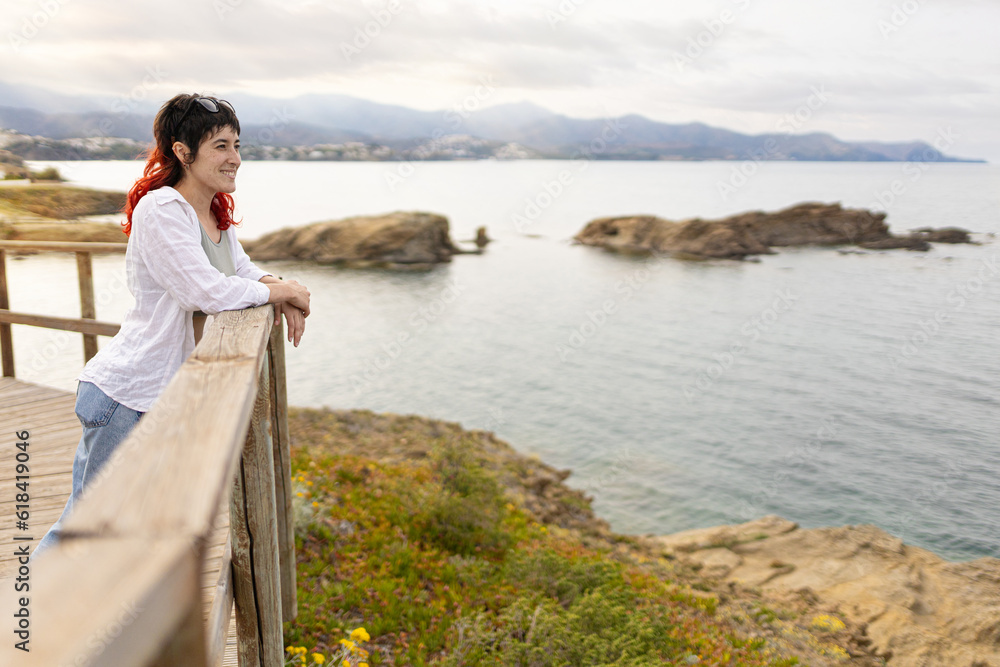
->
xmin=441 ymin=585 xmax=683 ymax=666
xmin=416 ymin=441 xmax=513 ymax=557
xmin=503 ymin=547 xmax=620 ymax=608
xmin=30 ymin=166 xmax=62 ymax=182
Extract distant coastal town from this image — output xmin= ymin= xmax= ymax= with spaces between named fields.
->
xmin=0 ymin=128 xmax=539 ymax=162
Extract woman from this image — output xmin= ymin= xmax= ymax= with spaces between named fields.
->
xmin=31 ymin=93 xmax=310 ymax=558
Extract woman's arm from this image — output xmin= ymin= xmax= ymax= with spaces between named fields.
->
xmin=135 ymin=198 xmax=270 ymax=313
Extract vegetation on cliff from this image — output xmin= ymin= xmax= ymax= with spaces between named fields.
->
xmin=0 ymin=185 xmax=124 ymax=219
xmin=0 ymin=179 xmax=127 ymax=243
xmin=283 ymin=407 xmax=875 ymax=666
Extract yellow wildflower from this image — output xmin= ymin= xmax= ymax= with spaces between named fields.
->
xmin=338 ymin=639 xmax=356 ymax=651
xmin=312 ymin=653 xmax=325 ymax=664
xmin=811 ymin=614 xmax=846 ymax=632
xmin=350 ymin=627 xmax=371 ymax=642
xmin=312 ymin=501 xmax=319 ymax=508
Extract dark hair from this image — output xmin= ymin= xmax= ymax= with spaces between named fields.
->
xmin=122 ymin=93 xmax=242 ymax=235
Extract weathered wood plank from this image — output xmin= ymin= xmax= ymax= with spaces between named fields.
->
xmin=269 ymin=320 xmax=297 ymax=621
xmin=0 ymin=310 xmax=121 ymax=337
xmin=229 ymin=445 xmax=262 ymax=667
xmin=76 ymin=251 xmax=99 ymax=362
xmin=149 ymin=551 xmax=210 ymax=667
xmin=0 ymin=537 xmax=201 ymax=667
xmin=230 ymin=358 xmax=284 ymax=666
xmin=206 ymin=534 xmax=235 ymax=667
xmin=0 ymin=249 xmax=14 ymax=377
xmin=0 ymin=240 xmax=127 ymax=253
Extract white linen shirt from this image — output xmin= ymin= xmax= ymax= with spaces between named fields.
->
xmin=78 ymin=186 xmax=272 ymax=412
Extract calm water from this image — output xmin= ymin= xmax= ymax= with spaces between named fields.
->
xmin=13 ymin=159 xmax=1000 ymax=561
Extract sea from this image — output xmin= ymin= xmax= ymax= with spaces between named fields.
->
xmin=11 ymin=158 xmax=1000 ymax=562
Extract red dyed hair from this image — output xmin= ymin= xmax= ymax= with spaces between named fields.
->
xmin=122 ymin=94 xmax=241 ymax=236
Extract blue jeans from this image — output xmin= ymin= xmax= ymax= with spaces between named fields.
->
xmin=31 ymin=381 xmax=144 ymax=559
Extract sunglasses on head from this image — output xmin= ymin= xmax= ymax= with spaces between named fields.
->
xmin=173 ymin=96 xmax=236 ymax=139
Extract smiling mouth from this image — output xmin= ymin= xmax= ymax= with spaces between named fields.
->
xmin=221 ymin=170 xmax=237 ymax=178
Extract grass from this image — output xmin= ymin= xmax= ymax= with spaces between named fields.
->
xmin=282 ymin=408 xmax=818 ymax=666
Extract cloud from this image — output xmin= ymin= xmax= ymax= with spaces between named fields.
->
xmin=1 ymin=0 xmax=997 ymax=157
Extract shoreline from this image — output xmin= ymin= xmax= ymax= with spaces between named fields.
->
xmin=287 ymin=406 xmax=1000 ymax=666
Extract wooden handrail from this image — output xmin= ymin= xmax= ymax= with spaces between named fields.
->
xmin=0 ymin=306 xmax=297 ymax=666
xmin=0 ymin=241 xmax=127 ymax=377
xmin=0 ymin=311 xmax=120 ymax=337
xmin=0 ymin=240 xmax=127 ymax=253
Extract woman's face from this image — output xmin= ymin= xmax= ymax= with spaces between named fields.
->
xmin=180 ymin=126 xmax=241 ymax=195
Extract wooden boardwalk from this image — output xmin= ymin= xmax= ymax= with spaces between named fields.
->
xmin=0 ymin=377 xmax=240 ymax=665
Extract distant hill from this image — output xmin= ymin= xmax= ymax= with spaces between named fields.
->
xmin=0 ymin=84 xmax=984 ymax=162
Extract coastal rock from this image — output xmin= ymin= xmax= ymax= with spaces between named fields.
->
xmin=574 ymin=202 xmax=972 ymax=259
xmin=656 ymin=514 xmax=799 ymax=553
xmin=573 ymin=214 xmax=772 ymax=259
xmin=244 ymin=211 xmax=460 ymax=267
xmin=474 ymin=226 xmax=491 ymax=248
xmin=858 ymin=236 xmax=932 ymax=251
xmin=651 ymin=517 xmax=1000 ymax=666
xmin=911 ymin=226 xmax=972 ymax=244
xmin=723 ymin=202 xmax=889 ymax=247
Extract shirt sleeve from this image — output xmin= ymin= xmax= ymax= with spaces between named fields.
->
xmin=134 ymin=197 xmax=271 ymax=315
xmin=230 ymin=229 xmax=271 ymax=282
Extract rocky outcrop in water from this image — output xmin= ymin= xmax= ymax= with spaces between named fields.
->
xmin=244 ymin=211 xmax=461 ymax=267
xmin=652 ymin=516 xmax=1000 ymax=666
xmin=911 ymin=227 xmax=972 ymax=244
xmin=573 ymin=202 xmax=972 ymax=259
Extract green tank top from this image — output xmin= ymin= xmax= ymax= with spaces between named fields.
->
xmin=193 ymin=224 xmax=236 ymax=316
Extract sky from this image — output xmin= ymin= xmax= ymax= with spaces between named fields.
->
xmin=1 ymin=0 xmax=998 ymax=160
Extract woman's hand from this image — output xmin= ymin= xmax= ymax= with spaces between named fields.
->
xmin=277 ymin=300 xmax=306 ymax=347
xmin=264 ymin=277 xmax=311 ymax=346
xmin=281 ymin=279 xmax=311 ymax=317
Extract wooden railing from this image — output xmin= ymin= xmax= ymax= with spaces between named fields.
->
xmin=0 ymin=240 xmax=127 ymax=377
xmin=0 ymin=241 xmax=297 ymax=666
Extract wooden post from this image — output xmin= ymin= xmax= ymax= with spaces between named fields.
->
xmin=76 ymin=250 xmax=98 ymax=362
xmin=0 ymin=249 xmax=14 ymax=377
xmin=229 ymin=356 xmax=284 ymax=667
xmin=268 ymin=319 xmax=297 ymax=621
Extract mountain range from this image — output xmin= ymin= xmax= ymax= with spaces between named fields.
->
xmin=0 ymin=81 xmax=984 ymax=162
